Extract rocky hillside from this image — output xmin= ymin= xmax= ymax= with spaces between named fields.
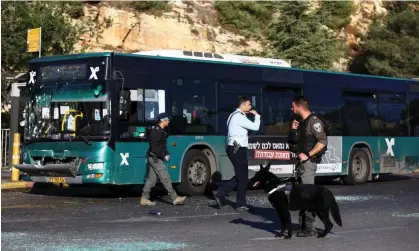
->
xmin=1 ymin=0 xmax=418 ymax=78
xmin=73 ymin=1 xmax=263 ymax=55
xmin=71 ymin=0 xmax=390 ymax=71
xmin=1 ymin=0 xmax=418 ymax=127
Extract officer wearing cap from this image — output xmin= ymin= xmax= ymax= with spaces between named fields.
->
xmin=289 ymin=95 xmax=328 ymax=237
xmin=140 ymin=113 xmax=187 ymax=206
xmin=212 ymin=96 xmax=261 ymax=211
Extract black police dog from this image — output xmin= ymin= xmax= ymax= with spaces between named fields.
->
xmin=250 ymin=163 xmax=342 ymax=239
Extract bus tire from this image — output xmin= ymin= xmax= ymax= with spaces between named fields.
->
xmin=177 ymin=149 xmax=211 ymax=196
xmin=343 ymin=148 xmax=370 ymax=185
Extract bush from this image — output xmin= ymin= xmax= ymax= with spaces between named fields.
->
xmin=317 ymin=1 xmax=355 ymax=30
xmin=131 ymin=1 xmax=170 ymax=16
xmin=1 ymin=1 xmax=87 ymax=72
xmin=266 ymin=1 xmax=346 ymax=70
xmin=66 ymin=2 xmax=85 ymax=19
xmin=214 ymin=1 xmax=278 ymax=37
xmin=349 ymin=6 xmax=419 ymax=78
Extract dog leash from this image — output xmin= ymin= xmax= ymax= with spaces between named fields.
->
xmin=268 ymin=184 xmax=286 ymax=195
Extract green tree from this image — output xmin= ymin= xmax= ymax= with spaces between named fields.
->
xmin=1 ymin=1 xmax=88 ymax=128
xmin=265 ymin=2 xmax=346 ymax=70
xmin=214 ymin=1 xmax=278 ymax=37
xmin=317 ymin=1 xmax=354 ymax=30
xmin=349 ymin=2 xmax=419 ymax=78
xmin=1 ymin=1 xmax=86 ymax=73
xmin=130 ymin=1 xmax=170 ymax=16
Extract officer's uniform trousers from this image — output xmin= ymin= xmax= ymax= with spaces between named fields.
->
xmin=142 ymin=157 xmax=178 ymax=202
xmin=217 ymin=145 xmax=249 ymax=207
xmin=299 ymin=160 xmax=317 ymax=184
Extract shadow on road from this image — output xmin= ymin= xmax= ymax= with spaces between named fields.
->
xmin=25 ymin=183 xmax=170 ymax=199
xmin=229 ymin=205 xmax=324 ymax=237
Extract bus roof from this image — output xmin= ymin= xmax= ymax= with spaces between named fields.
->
xmin=29 ymin=52 xmax=112 ymax=63
xmin=29 ymin=50 xmax=414 ymax=83
xmin=132 ymin=49 xmax=292 ymax=68
xmin=122 ymin=51 xmax=413 ymax=82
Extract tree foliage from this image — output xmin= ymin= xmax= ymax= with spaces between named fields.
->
xmin=130 ymin=1 xmax=170 ymax=16
xmin=316 ymin=1 xmax=354 ymax=30
xmin=215 ymin=1 xmax=350 ymax=71
xmin=214 ymin=1 xmax=278 ymax=37
xmin=349 ymin=2 xmax=419 ymax=78
xmin=1 ymin=1 xmax=88 ymax=127
xmin=265 ymin=2 xmax=346 ymax=70
xmin=1 ymin=1 xmax=87 ymax=73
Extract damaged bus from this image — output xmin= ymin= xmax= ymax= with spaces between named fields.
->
xmin=16 ymin=50 xmax=419 ymax=195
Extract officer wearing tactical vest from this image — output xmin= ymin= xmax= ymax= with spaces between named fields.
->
xmin=140 ymin=113 xmax=187 ymax=206
xmin=213 ymin=96 xmax=261 ymax=211
xmin=289 ymin=95 xmax=328 ymax=237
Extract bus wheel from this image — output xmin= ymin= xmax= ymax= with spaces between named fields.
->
xmin=343 ymin=148 xmax=370 ymax=185
xmin=177 ymin=149 xmax=211 ymax=196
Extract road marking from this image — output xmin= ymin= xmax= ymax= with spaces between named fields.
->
xmin=2 ymin=217 xmax=88 ymax=223
xmin=249 ymin=237 xmax=279 ymax=241
xmin=1 ymin=203 xmax=79 ymax=209
xmin=248 ymin=226 xmax=406 ymax=241
xmin=1 ymin=200 xmax=101 ymax=210
xmin=392 ymin=213 xmax=419 ymax=218
xmin=104 ymin=212 xmax=240 ymax=223
xmin=171 ymin=212 xmax=239 ymax=219
xmin=335 ymin=194 xmax=396 ymax=202
xmin=334 ymin=226 xmax=405 ymax=234
xmin=1 ymin=204 xmax=44 ymax=209
xmin=249 ymin=235 xmax=341 ymax=241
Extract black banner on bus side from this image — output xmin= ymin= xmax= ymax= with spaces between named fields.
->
xmin=247 ymin=136 xmax=298 ymax=166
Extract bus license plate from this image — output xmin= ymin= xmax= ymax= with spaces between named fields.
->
xmin=46 ymin=177 xmax=66 ymax=183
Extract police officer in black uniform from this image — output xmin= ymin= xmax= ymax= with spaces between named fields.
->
xmin=288 ymin=96 xmax=328 ymax=237
xmin=140 ymin=113 xmax=187 ymax=206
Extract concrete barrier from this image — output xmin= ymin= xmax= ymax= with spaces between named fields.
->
xmin=1 ymin=181 xmax=34 ymax=190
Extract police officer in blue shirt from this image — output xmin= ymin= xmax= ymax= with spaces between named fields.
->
xmin=213 ymin=96 xmax=261 ymax=211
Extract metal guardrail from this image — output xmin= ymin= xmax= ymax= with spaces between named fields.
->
xmin=1 ymin=128 xmax=10 ymax=169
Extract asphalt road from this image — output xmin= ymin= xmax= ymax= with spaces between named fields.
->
xmin=2 ymin=174 xmax=419 ymax=251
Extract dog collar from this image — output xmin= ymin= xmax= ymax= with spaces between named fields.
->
xmin=268 ymin=184 xmax=286 ymax=195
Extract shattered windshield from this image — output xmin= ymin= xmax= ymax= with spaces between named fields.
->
xmin=24 ymin=84 xmax=110 ymax=141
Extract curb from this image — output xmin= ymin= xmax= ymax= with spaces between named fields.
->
xmin=1 ymin=181 xmax=34 ymax=190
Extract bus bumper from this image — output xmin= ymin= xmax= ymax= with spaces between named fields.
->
xmin=15 ymin=163 xmax=107 ymax=184
xmin=14 ymin=163 xmax=77 ymax=177
xmin=30 ymin=175 xmax=83 ymax=184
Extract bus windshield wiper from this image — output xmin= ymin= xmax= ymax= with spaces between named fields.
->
xmin=79 ymin=135 xmax=92 ymax=145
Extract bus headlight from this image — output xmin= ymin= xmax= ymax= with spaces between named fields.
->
xmin=87 ymin=163 xmax=104 ymax=170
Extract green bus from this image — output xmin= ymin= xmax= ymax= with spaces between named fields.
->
xmin=16 ymin=50 xmax=419 ymax=195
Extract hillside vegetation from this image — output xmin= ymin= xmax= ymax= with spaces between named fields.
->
xmin=349 ymin=1 xmax=419 ymax=78
xmin=1 ymin=1 xmax=418 ymax=91
xmin=2 ymin=0 xmax=419 ymax=129
xmin=215 ymin=1 xmax=418 ymax=78
xmin=215 ymin=1 xmax=353 ymax=70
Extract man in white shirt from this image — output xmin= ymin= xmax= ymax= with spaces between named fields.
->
xmin=213 ymin=96 xmax=261 ymax=211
